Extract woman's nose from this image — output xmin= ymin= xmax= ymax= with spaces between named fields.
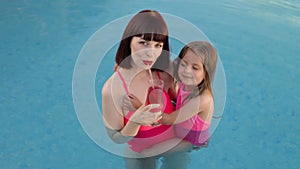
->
xmin=146 ymin=48 xmax=154 ymax=57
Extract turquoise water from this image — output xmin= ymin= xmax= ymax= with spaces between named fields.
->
xmin=1 ymin=0 xmax=300 ymax=169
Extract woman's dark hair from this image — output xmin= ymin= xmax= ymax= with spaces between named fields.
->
xmin=115 ymin=10 xmax=170 ymax=70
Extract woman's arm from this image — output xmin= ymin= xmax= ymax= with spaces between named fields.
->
xmin=102 ymin=78 xmax=162 ymax=143
xmin=102 ymin=78 xmax=140 ymax=143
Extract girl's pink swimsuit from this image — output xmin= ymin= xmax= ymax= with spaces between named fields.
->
xmin=117 ymin=70 xmax=175 ymax=153
xmin=174 ymin=83 xmax=210 ymax=146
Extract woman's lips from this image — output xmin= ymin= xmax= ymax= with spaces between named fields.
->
xmin=143 ymin=60 xmax=153 ymax=65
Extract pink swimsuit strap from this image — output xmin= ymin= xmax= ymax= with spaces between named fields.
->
xmin=156 ymin=70 xmax=161 ymax=79
xmin=117 ymin=70 xmax=176 ymax=153
xmin=176 ymin=83 xmax=210 ymax=130
xmin=117 ymin=70 xmax=161 ymax=95
xmin=175 ymin=83 xmax=210 ymax=146
xmin=176 ymin=83 xmax=191 ymax=109
xmin=117 ymin=70 xmax=130 ymax=96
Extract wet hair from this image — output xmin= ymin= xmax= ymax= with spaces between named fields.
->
xmin=115 ymin=10 xmax=170 ymax=70
xmin=173 ymin=41 xmax=218 ymax=97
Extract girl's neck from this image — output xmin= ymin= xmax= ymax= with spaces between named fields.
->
xmin=183 ymin=84 xmax=195 ymax=92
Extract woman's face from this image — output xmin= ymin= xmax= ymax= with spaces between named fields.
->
xmin=178 ymin=49 xmax=205 ymax=88
xmin=130 ymin=36 xmax=164 ymax=69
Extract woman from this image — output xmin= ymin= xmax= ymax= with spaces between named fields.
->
xmin=102 ymin=10 xmax=187 ymax=169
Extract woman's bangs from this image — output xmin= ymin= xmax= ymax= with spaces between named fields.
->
xmin=142 ymin=33 xmax=167 ymax=42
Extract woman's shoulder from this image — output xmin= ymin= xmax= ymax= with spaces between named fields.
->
xmin=102 ymin=73 xmax=119 ymax=95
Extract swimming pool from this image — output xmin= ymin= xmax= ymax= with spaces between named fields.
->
xmin=1 ymin=0 xmax=299 ymax=169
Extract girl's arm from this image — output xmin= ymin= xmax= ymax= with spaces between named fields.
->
xmin=158 ymin=70 xmax=178 ymax=101
xmin=161 ymin=91 xmax=213 ymax=125
xmin=167 ymin=77 xmax=178 ymax=101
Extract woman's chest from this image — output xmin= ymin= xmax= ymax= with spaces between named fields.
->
xmin=128 ymin=79 xmax=150 ymax=103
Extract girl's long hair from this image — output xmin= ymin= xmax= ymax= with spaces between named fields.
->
xmin=173 ymin=41 xmax=218 ymax=100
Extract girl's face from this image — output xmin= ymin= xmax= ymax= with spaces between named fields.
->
xmin=130 ymin=36 xmax=164 ymax=69
xmin=178 ymin=49 xmax=205 ymax=88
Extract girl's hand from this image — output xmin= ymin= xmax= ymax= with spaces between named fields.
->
xmin=128 ymin=93 xmax=143 ymax=109
xmin=130 ymin=104 xmax=162 ymax=126
xmin=122 ymin=94 xmax=143 ymax=114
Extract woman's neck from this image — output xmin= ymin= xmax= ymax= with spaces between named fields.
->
xmin=118 ymin=67 xmax=149 ymax=82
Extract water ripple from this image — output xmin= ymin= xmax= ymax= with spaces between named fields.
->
xmin=270 ymin=0 xmax=300 ymax=10
xmin=222 ymin=0 xmax=300 ymax=27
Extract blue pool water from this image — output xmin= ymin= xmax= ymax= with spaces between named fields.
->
xmin=1 ymin=0 xmax=300 ymax=169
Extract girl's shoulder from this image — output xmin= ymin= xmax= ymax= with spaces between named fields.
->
xmin=200 ymin=89 xmax=213 ymax=101
xmin=197 ymin=89 xmax=214 ymax=123
xmin=198 ymin=90 xmax=213 ymax=109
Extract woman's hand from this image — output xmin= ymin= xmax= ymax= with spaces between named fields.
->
xmin=123 ymin=94 xmax=161 ymax=126
xmin=130 ymin=104 xmax=162 ymax=126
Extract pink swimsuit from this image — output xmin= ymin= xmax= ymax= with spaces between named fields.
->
xmin=174 ymin=83 xmax=210 ymax=146
xmin=117 ymin=70 xmax=175 ymax=153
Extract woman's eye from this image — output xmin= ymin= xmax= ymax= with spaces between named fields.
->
xmin=139 ymin=41 xmax=148 ymax=46
xmin=155 ymin=44 xmax=163 ymax=48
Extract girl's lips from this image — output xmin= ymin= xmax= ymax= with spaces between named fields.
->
xmin=180 ymin=75 xmax=195 ymax=82
xmin=143 ymin=60 xmax=153 ymax=65
xmin=180 ymin=74 xmax=193 ymax=79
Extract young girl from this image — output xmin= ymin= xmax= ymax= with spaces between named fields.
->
xmin=141 ymin=41 xmax=218 ymax=157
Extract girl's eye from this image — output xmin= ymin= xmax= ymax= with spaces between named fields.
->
xmin=193 ymin=66 xmax=200 ymax=70
xmin=180 ymin=62 xmax=186 ymax=67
